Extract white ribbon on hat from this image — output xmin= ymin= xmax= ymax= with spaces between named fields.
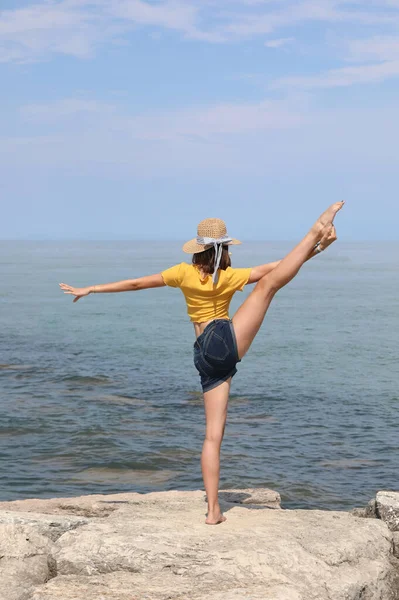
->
xmin=196 ymin=235 xmax=233 ymax=283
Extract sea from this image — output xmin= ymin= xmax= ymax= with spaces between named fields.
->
xmin=0 ymin=240 xmax=398 ymax=510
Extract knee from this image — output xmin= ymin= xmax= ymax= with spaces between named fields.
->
xmin=205 ymin=428 xmax=225 ymax=445
xmin=257 ymin=273 xmax=279 ymax=296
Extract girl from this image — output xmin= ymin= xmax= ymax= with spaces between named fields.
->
xmin=60 ymin=201 xmax=344 ymax=525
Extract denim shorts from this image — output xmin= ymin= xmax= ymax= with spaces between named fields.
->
xmin=193 ymin=319 xmax=241 ymax=393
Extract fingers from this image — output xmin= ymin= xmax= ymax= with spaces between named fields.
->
xmin=59 ymin=283 xmax=79 ymax=296
xmin=319 ymin=224 xmax=338 ymax=251
xmin=319 ymin=228 xmax=332 ymax=249
xmin=62 ymin=290 xmax=80 ymax=300
xmin=59 ymin=282 xmax=81 ymax=301
xmin=59 ymin=283 xmax=79 ymax=292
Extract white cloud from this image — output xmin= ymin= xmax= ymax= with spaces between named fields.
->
xmin=20 ymin=98 xmax=117 ymax=121
xmin=136 ymin=100 xmax=305 ymax=139
xmin=347 ymin=36 xmax=399 ymax=62
xmin=1 ymin=94 xmax=309 ymax=178
xmin=273 ymin=60 xmax=399 ymax=89
xmin=1 ymin=0 xmax=399 ymax=62
xmin=0 ymin=0 xmax=204 ymax=63
xmin=272 ymin=33 xmax=399 ymax=89
xmin=217 ymin=1 xmax=399 ymax=39
xmin=0 ymin=2 xmax=107 ymax=62
xmin=109 ymin=0 xmax=198 ymax=32
xmin=265 ymin=36 xmax=293 ymax=48
xmin=18 ymin=96 xmax=306 ymax=139
xmin=3 ymin=98 xmax=399 ymax=180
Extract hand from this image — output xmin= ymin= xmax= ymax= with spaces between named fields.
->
xmin=319 ymin=224 xmax=338 ymax=251
xmin=59 ymin=283 xmax=91 ymax=302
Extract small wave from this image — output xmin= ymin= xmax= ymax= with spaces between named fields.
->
xmin=229 ymin=415 xmax=279 ymax=424
xmin=95 ymin=394 xmax=147 ymax=406
xmin=68 ymin=467 xmax=177 ymax=485
xmin=58 ymin=375 xmax=112 ymax=385
xmin=319 ymin=458 xmax=383 ymax=469
xmin=0 ymin=364 xmax=34 ymax=371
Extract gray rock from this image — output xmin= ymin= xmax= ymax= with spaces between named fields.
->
xmin=49 ymin=492 xmax=396 ymax=599
xmin=0 ymin=493 xmax=130 ymax=518
xmin=0 ymin=510 xmax=89 ymax=542
xmin=351 ymin=498 xmax=380 ymax=520
xmin=30 ymin=572 xmax=303 ymax=600
xmin=393 ymin=532 xmax=399 ymax=559
xmin=376 ymin=491 xmax=399 ymax=531
xmin=0 ymin=489 xmax=398 ymax=600
xmin=0 ymin=523 xmax=54 ymax=600
xmin=217 ymin=487 xmax=281 ymax=507
xmin=351 ymin=507 xmax=368 ymax=518
xmin=365 ymin=498 xmax=378 ymax=518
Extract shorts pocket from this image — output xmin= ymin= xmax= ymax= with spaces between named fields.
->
xmin=203 ymin=330 xmax=230 ymax=362
xmin=193 ymin=345 xmax=202 ymax=372
xmin=194 ymin=345 xmax=210 ymax=376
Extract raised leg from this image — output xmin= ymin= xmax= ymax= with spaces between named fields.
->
xmin=201 ymin=378 xmax=231 ymax=525
xmin=232 ymin=201 xmax=344 ymax=360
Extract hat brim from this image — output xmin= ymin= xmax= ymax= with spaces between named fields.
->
xmin=182 ymin=238 xmax=241 ymax=254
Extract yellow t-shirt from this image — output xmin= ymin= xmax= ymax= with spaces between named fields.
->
xmin=161 ymin=262 xmax=252 ymax=323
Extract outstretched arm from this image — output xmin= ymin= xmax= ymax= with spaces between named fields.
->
xmin=59 ymin=274 xmax=165 ymax=303
xmin=247 ymin=225 xmax=337 ymax=285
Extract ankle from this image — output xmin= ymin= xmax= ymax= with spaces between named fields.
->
xmin=207 ymin=504 xmax=221 ymax=514
xmin=309 ymin=222 xmax=324 ymax=240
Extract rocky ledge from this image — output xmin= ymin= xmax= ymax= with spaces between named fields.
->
xmin=0 ymin=488 xmax=399 ymax=600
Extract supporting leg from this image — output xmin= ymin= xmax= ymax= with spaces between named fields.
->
xmin=201 ymin=378 xmax=231 ymax=525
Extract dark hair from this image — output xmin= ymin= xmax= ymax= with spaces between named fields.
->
xmin=192 ymin=244 xmax=231 ymax=275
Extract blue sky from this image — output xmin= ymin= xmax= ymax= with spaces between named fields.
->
xmin=1 ymin=0 xmax=399 ymax=240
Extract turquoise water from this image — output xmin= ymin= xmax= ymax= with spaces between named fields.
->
xmin=0 ymin=240 xmax=398 ymax=510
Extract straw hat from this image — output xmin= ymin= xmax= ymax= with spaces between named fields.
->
xmin=182 ymin=218 xmax=241 ymax=254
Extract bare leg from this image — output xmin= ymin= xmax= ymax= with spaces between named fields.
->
xmin=201 ymin=378 xmax=231 ymax=525
xmin=233 ymin=201 xmax=344 ymax=360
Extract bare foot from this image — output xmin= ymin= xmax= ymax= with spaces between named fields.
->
xmin=312 ymin=201 xmax=345 ymax=236
xmin=205 ymin=512 xmax=227 ymax=525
